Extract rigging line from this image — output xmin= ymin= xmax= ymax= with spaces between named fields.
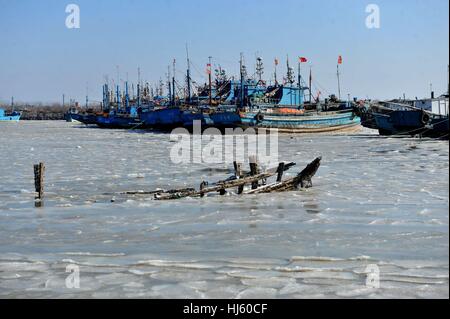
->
xmin=190 ymin=61 xmax=208 ymax=81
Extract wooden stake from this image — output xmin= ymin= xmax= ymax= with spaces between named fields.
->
xmin=276 ymin=162 xmax=285 ymax=182
xmin=34 ymin=162 xmax=45 ymax=205
xmin=234 ymin=161 xmax=244 ymax=194
xmin=249 ymin=156 xmax=259 ymax=190
xmin=200 ymin=181 xmax=208 ymax=198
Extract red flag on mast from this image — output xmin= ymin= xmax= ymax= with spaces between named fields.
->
xmin=338 ymin=55 xmax=343 ymax=65
xmin=299 ymin=57 xmax=308 ymax=63
xmin=206 ymin=63 xmax=212 ymax=75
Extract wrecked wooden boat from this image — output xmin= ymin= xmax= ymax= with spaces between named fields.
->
xmin=145 ymin=157 xmax=322 ymax=201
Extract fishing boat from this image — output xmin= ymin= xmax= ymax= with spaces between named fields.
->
xmin=0 ymin=108 xmax=21 ymax=122
xmin=140 ymin=107 xmax=184 ymax=131
xmin=238 ymin=56 xmax=361 ymax=133
xmin=69 ymin=112 xmax=99 ymax=125
xmin=96 ymin=112 xmax=143 ymax=129
xmin=240 ymin=107 xmax=360 ymax=133
xmin=372 ymin=95 xmax=449 ymax=139
xmin=95 ymin=82 xmax=146 ymax=129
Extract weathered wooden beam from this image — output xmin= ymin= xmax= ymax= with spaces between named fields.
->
xmin=294 ymin=156 xmax=322 ymax=189
xmin=115 ymin=188 xmax=196 ymax=196
xmin=249 ymin=156 xmax=259 ymax=190
xmin=246 ymin=157 xmax=322 ymax=194
xmin=155 ymin=170 xmax=279 ymax=200
xmin=276 ymin=162 xmax=285 ymax=182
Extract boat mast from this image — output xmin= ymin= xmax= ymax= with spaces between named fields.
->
xmin=309 ymin=67 xmax=312 ymax=104
xmin=337 ymin=56 xmax=342 ymax=101
xmin=239 ymin=53 xmax=245 ymax=109
xmin=85 ymin=82 xmax=89 ymax=109
xmin=137 ymin=83 xmax=141 ymax=109
xmin=186 ymin=44 xmax=191 ymax=104
xmin=172 ymin=59 xmax=176 ymax=106
xmin=208 ymin=56 xmax=213 ymax=107
xmin=116 ymin=85 xmax=121 ymax=111
xmin=125 ymin=81 xmax=129 ymax=110
xmin=274 ymin=58 xmax=278 ymax=85
xmin=446 ymin=64 xmax=450 ymax=96
xmin=286 ymin=56 xmax=295 ymax=86
xmin=256 ymin=57 xmax=264 ymax=83
xmin=167 ymin=65 xmax=171 ymax=105
xmin=297 ymin=60 xmax=302 ymax=107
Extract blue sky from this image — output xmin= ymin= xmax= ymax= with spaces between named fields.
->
xmin=0 ymin=0 xmax=448 ymax=103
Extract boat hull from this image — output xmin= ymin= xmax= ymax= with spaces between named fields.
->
xmin=96 ymin=115 xmax=143 ymax=129
xmin=0 ymin=109 xmax=21 ymax=122
xmin=70 ymin=113 xmax=98 ymax=125
xmin=140 ymin=108 xmax=183 ymax=131
xmin=374 ymin=110 xmax=449 ymax=138
xmin=239 ymin=110 xmax=361 ymax=133
xmin=210 ymin=112 xmax=242 ymax=129
xmin=0 ymin=115 xmax=20 ymax=122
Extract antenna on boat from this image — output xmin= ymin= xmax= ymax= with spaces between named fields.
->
xmin=85 ymin=82 xmax=89 ymax=109
xmin=138 ymin=67 xmax=141 ymax=88
xmin=11 ymin=96 xmax=14 ymax=111
xmin=208 ymin=56 xmax=213 ymax=107
xmin=256 ymin=57 xmax=264 ymax=83
xmin=159 ymin=78 xmax=164 ymax=97
xmin=116 ymin=65 xmax=120 ymax=90
xmin=239 ymin=53 xmax=245 ymax=108
xmin=172 ymin=59 xmax=176 ymax=106
xmin=186 ymin=44 xmax=191 ymax=104
xmin=274 ymin=58 xmax=279 ymax=85
xmin=286 ymin=55 xmax=295 ymax=86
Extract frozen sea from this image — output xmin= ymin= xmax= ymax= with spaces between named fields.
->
xmin=0 ymin=121 xmax=448 ymax=299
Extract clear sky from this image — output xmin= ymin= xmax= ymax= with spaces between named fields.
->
xmin=0 ymin=0 xmax=448 ymax=104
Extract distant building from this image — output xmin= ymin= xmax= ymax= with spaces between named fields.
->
xmin=413 ymin=94 xmax=449 ymax=116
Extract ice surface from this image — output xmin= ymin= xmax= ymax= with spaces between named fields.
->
xmin=0 ymin=122 xmax=448 ymax=298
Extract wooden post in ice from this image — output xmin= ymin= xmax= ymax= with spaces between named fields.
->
xmin=34 ymin=162 xmax=45 ymax=205
xmin=233 ymin=161 xmax=244 ymax=194
xmin=249 ymin=156 xmax=259 ymax=190
xmin=276 ymin=162 xmax=285 ymax=182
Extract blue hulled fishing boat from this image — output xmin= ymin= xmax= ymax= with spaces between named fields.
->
xmin=96 ymin=82 xmax=145 ymax=129
xmin=238 ymin=57 xmax=361 ymax=133
xmin=371 ymin=95 xmax=449 ymax=139
xmin=140 ymin=107 xmax=183 ymax=130
xmin=240 ymin=108 xmax=360 ymax=133
xmin=0 ymin=108 xmax=21 ymax=122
